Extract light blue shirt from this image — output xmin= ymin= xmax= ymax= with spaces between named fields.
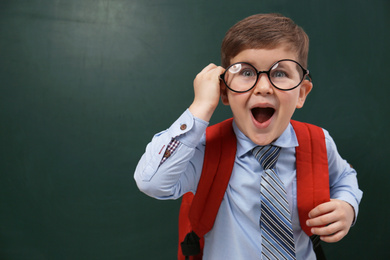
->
xmin=134 ymin=109 xmax=363 ymax=260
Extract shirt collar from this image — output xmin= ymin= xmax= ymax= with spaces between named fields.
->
xmin=232 ymin=120 xmax=299 ymax=158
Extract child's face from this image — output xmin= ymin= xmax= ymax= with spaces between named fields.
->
xmin=221 ymin=47 xmax=312 ymax=145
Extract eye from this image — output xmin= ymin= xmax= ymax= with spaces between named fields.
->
xmin=272 ymin=70 xmax=287 ymax=78
xmin=240 ymin=68 xmax=256 ymax=77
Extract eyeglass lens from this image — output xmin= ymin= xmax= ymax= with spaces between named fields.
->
xmin=223 ymin=60 xmax=305 ymax=92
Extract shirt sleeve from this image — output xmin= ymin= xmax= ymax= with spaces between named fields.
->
xmin=134 ymin=109 xmax=208 ymax=199
xmin=324 ymin=129 xmax=363 ymax=224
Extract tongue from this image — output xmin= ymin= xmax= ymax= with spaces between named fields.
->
xmin=252 ymin=107 xmax=274 ymax=123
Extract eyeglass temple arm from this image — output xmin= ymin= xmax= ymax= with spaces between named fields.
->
xmin=306 ymin=70 xmax=312 ymax=82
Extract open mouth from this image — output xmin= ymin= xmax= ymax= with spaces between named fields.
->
xmin=251 ymin=107 xmax=275 ymax=124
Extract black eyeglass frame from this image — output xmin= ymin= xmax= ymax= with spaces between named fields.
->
xmin=220 ymin=59 xmax=312 ymax=93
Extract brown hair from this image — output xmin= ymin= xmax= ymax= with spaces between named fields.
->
xmin=221 ymin=13 xmax=309 ymax=68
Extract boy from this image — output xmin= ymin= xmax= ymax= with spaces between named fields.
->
xmin=134 ymin=13 xmax=362 ymax=259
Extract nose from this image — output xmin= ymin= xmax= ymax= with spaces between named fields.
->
xmin=253 ymin=72 xmax=273 ymax=95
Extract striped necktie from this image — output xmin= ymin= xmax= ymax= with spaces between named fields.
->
xmin=252 ymin=145 xmax=296 ymax=260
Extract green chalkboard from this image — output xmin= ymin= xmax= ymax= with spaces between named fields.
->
xmin=1 ymin=0 xmax=389 ymax=259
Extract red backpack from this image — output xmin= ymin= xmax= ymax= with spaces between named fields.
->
xmin=178 ymin=118 xmax=330 ymax=260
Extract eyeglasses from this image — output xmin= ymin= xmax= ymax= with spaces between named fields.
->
xmin=220 ymin=59 xmax=311 ymax=93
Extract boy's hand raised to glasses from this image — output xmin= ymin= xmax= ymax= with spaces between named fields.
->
xmin=189 ymin=64 xmax=225 ymax=122
xmin=306 ymin=199 xmax=355 ymax=243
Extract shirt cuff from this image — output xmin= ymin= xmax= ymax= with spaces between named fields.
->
xmin=169 ymin=109 xmax=208 ymax=148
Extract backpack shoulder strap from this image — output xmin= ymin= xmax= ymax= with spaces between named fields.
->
xmin=178 ymin=118 xmax=236 ymax=259
xmin=189 ymin=117 xmax=236 ymax=236
xmin=290 ymin=120 xmax=330 ymax=236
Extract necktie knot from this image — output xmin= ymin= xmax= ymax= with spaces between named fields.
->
xmin=252 ymin=145 xmax=281 ymax=170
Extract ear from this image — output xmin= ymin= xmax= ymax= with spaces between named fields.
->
xmin=220 ymin=82 xmax=230 ymax=105
xmin=296 ymin=80 xmax=313 ymax=109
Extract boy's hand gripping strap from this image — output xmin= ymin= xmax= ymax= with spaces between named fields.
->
xmin=291 ymin=120 xmax=330 ymax=236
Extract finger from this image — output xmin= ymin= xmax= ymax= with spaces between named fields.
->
xmin=319 ymin=230 xmax=346 ymax=243
xmin=196 ymin=65 xmax=224 ymax=83
xmin=199 ymin=63 xmax=218 ymax=74
xmin=214 ymin=66 xmax=226 ymax=77
xmin=308 ymin=201 xmax=335 ymax=218
xmin=311 ymin=220 xmax=342 ymax=235
xmin=306 ymin=211 xmax=338 ymax=227
xmin=205 ymin=67 xmax=226 ymax=84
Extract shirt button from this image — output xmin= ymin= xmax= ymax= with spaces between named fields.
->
xmin=164 ymin=150 xmax=171 ymax=158
xmin=180 ymin=124 xmax=187 ymax=131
